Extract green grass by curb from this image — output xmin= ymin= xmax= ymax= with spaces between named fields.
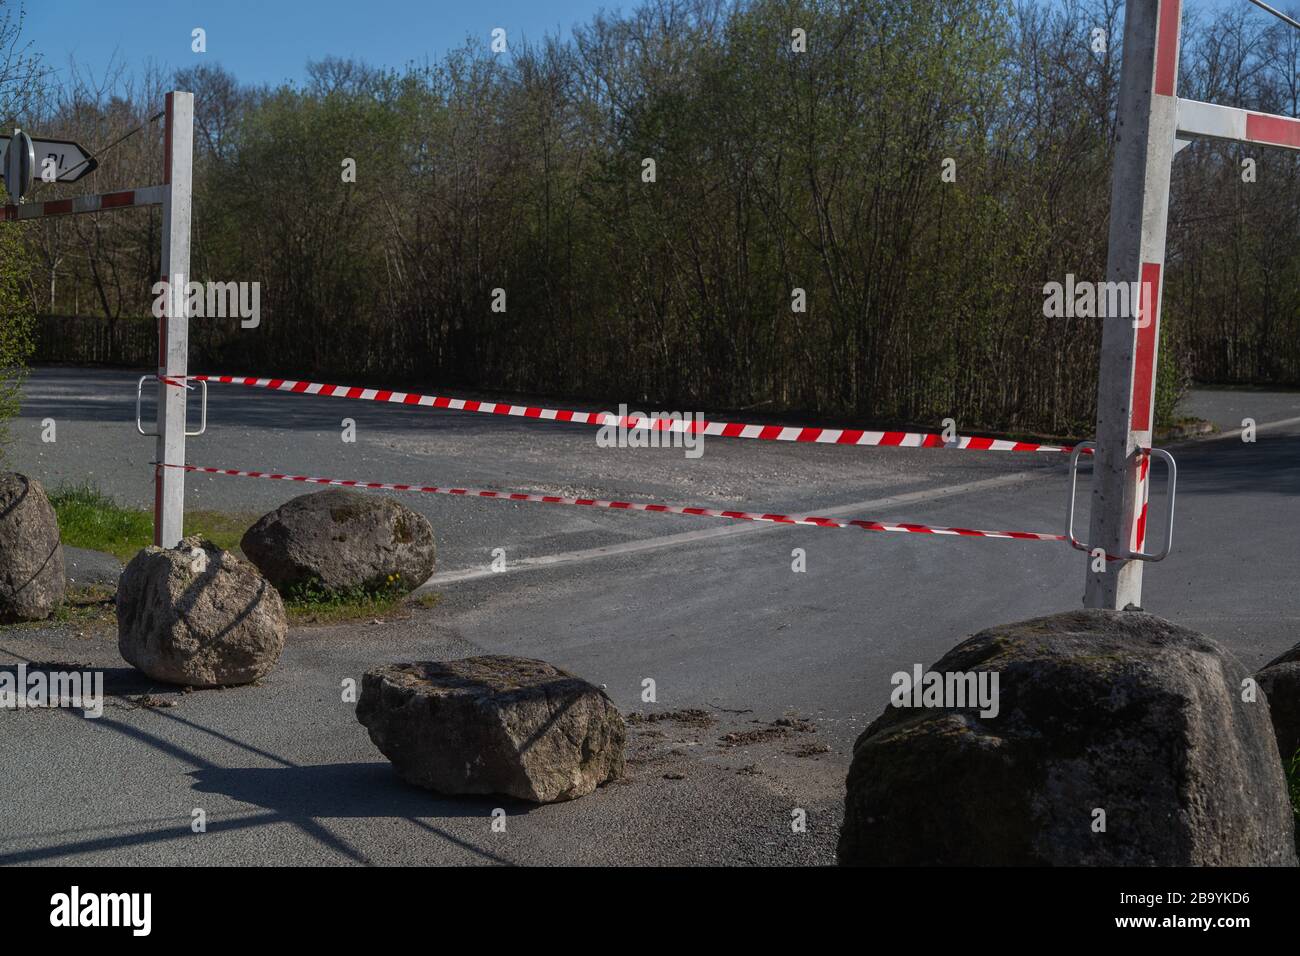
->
xmin=47 ymin=483 xmax=440 ymax=624
xmin=49 ymin=483 xmax=252 ymax=561
xmin=281 ymin=577 xmax=440 ymax=624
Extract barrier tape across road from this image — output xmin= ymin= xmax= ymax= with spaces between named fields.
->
xmin=162 ymin=463 xmax=1068 ymax=543
xmin=178 ymin=374 xmax=1088 ymax=455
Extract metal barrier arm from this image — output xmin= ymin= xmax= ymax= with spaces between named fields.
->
xmin=136 ymin=375 xmax=206 ymax=438
xmin=1176 ymin=98 xmax=1300 ymax=152
xmin=1069 ymin=442 xmax=1176 ymax=562
xmin=135 ymin=376 xmax=157 ymax=437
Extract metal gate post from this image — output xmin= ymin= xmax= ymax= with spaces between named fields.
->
xmin=1084 ymin=1 xmax=1181 ymax=609
xmin=154 ymin=91 xmax=194 ymax=547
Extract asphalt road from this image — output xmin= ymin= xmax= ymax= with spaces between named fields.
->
xmin=2 ymin=367 xmax=1298 ymax=865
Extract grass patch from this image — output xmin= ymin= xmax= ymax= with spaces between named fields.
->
xmin=45 ymin=483 xmax=443 ymax=627
xmin=185 ymin=510 xmax=253 ymax=554
xmin=8 ymin=584 xmax=117 ymax=633
xmin=48 ymin=483 xmax=254 ymax=561
xmin=53 ymin=584 xmax=118 ymax=630
xmin=49 ymin=485 xmax=153 ymax=561
xmin=282 ymin=578 xmax=439 ymax=625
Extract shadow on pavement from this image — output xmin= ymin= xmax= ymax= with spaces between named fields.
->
xmin=186 ymin=761 xmax=525 ymax=822
xmin=0 ymin=707 xmax=519 ymax=865
xmin=0 ymin=661 xmax=169 ymax=699
xmin=22 ymin=367 xmax=587 ymax=436
xmin=1174 ymin=433 xmax=1300 ymax=498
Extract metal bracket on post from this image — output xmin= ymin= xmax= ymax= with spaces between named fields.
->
xmin=1069 ymin=442 xmax=1177 ymax=563
xmin=136 ymin=376 xmax=205 ymax=437
xmin=187 ymin=378 xmax=207 ymax=436
xmin=135 ymin=376 xmax=157 ymax=436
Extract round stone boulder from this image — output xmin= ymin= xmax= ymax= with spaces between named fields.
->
xmin=1258 ymin=642 xmax=1300 ymax=767
xmin=0 ymin=472 xmax=66 ymax=621
xmin=117 ymin=535 xmax=286 ymax=687
xmin=356 ymin=656 xmax=625 ymax=803
xmin=241 ymin=489 xmax=435 ymax=596
xmin=838 ymin=610 xmax=1297 ymax=866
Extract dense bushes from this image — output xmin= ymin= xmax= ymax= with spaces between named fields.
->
xmin=25 ymin=0 xmax=1300 ymax=435
xmin=0 ymin=225 xmax=35 ymax=459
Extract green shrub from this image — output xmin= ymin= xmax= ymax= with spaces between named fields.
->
xmin=0 ymin=224 xmax=34 ymax=461
xmin=1154 ymin=319 xmax=1190 ymax=431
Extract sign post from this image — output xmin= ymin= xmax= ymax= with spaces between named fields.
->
xmin=0 ymin=95 xmax=194 ymax=549
xmin=3 ymin=129 xmax=33 ymax=202
xmin=154 ymin=92 xmax=194 ymax=548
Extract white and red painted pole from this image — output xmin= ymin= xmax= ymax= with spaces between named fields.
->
xmin=0 ymin=186 xmax=166 ymax=221
xmin=1083 ymin=2 xmax=1300 ymax=608
xmin=1084 ymin=0 xmax=1182 ymax=609
xmin=154 ymin=91 xmax=194 ymax=548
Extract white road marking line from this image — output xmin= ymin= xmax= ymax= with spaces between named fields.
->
xmin=1170 ymin=414 xmax=1300 ymax=447
xmin=417 ymin=468 xmax=1051 ymax=588
xmin=418 ymin=412 xmax=1300 ymax=589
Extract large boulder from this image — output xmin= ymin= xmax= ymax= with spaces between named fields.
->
xmin=117 ymin=535 xmax=286 ymax=687
xmin=1258 ymin=642 xmax=1300 ymax=765
xmin=839 ymin=610 xmax=1297 ymax=866
xmin=0 ymin=473 xmax=65 ymax=621
xmin=241 ymin=490 xmax=435 ymax=596
xmin=356 ymin=656 xmax=625 ymax=803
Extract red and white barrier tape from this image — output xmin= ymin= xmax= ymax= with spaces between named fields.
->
xmin=178 ymin=374 xmax=1087 ymax=455
xmin=161 ymin=462 xmax=1067 ymax=543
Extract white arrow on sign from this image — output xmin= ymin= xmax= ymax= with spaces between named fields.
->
xmin=0 ymin=135 xmax=97 ymax=184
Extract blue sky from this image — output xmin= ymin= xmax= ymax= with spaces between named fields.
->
xmin=24 ymin=0 xmax=623 ymax=88
xmin=22 ymin=0 xmax=1264 ymax=89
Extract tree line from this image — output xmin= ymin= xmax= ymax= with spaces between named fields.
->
xmin=15 ymin=0 xmax=1300 ymax=437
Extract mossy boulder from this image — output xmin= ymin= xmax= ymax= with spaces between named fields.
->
xmin=838 ymin=610 xmax=1297 ymax=866
xmin=241 ymin=490 xmax=435 ymax=596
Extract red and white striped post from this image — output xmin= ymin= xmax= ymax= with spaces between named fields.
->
xmin=1085 ymin=0 xmax=1182 ymax=610
xmin=1086 ymin=1 xmax=1300 ymax=608
xmin=154 ymin=92 xmax=193 ymax=547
